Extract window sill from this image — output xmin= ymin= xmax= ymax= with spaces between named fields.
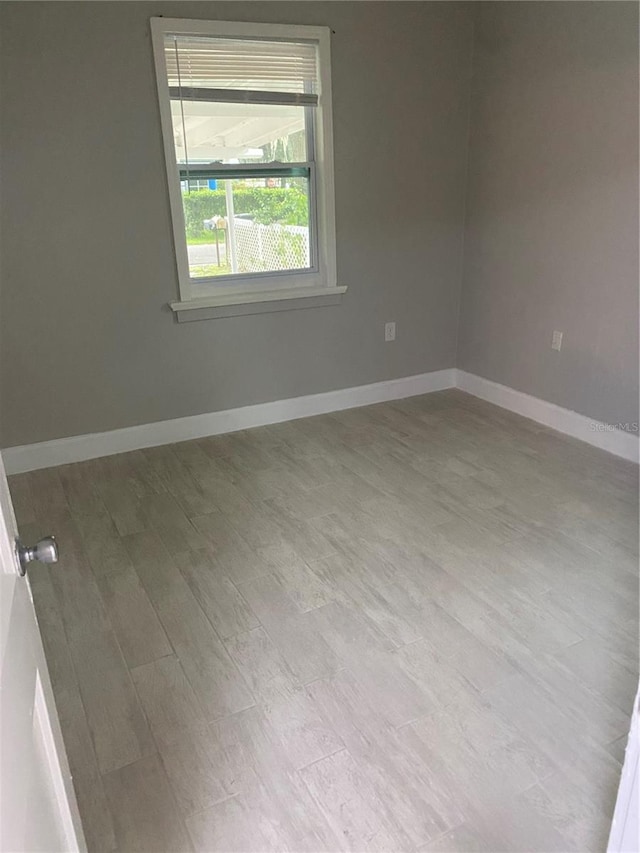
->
xmin=169 ymin=285 xmax=347 ymax=321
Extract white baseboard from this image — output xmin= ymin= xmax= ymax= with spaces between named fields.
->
xmin=3 ymin=366 xmax=637 ymax=473
xmin=2 ymin=369 xmax=455 ymax=475
xmin=456 ymin=370 xmax=639 ymax=464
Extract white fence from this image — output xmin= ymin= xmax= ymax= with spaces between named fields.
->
xmin=233 ymin=219 xmax=310 ymax=273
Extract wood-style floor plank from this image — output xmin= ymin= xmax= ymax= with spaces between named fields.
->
xmin=157 ymin=723 xmax=245 ymax=818
xmin=95 ymin=565 xmax=172 ymax=669
xmin=175 ymin=546 xmax=260 ymax=639
xmin=299 ymin=748 xmax=407 ymax=852
xmin=103 ymin=754 xmax=193 ymax=853
xmin=224 ymin=626 xmax=344 ymax=768
xmin=131 ymin=654 xmax=208 ymax=747
xmin=155 ymin=590 xmax=255 ymax=721
xmin=237 ymin=573 xmax=340 ymax=683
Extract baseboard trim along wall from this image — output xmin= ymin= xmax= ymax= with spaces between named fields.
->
xmin=3 ymin=366 xmax=637 ymax=474
xmin=456 ymin=370 xmax=640 ymax=464
xmin=1 ymin=369 xmax=456 ymax=475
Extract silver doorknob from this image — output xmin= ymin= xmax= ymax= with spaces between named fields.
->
xmin=16 ymin=536 xmax=59 ymax=576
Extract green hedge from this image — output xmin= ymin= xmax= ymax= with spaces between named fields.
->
xmin=182 ymin=187 xmax=308 ymax=240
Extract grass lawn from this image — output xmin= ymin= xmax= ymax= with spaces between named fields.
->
xmin=187 ymin=232 xmax=226 ymax=246
xmin=190 ymin=263 xmax=232 ymax=277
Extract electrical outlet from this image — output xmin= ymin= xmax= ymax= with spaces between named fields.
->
xmin=385 ymin=321 xmax=396 ymax=342
xmin=551 ymin=330 xmax=563 ymax=351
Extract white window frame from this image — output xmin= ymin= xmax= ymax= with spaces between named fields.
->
xmin=150 ymin=17 xmax=345 ymax=318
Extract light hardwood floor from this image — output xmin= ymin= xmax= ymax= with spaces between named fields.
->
xmin=9 ymin=390 xmax=639 ymax=853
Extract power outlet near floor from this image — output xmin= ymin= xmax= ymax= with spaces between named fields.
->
xmin=551 ymin=330 xmax=563 ymax=351
xmin=385 ymin=321 xmax=396 ymax=342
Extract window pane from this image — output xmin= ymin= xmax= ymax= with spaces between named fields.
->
xmin=171 ymin=100 xmax=308 ymax=164
xmin=183 ymin=176 xmax=311 ymax=279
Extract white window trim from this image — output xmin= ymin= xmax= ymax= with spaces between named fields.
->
xmin=150 ymin=17 xmax=343 ymax=316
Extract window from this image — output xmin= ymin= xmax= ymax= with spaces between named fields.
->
xmin=151 ymin=18 xmax=344 ymax=317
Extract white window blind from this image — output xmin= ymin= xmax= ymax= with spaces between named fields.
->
xmin=164 ymin=36 xmax=319 ymax=105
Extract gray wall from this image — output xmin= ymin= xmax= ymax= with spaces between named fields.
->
xmin=458 ymin=2 xmax=640 ymax=427
xmin=0 ymin=1 xmax=474 ymax=447
xmin=2 ymin=1 xmax=637 ymax=449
